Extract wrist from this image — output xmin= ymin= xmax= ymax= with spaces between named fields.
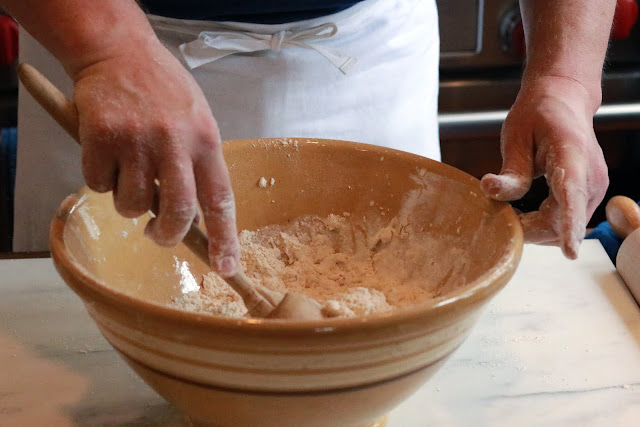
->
xmin=65 ymin=25 xmax=160 ymax=80
xmin=67 ymin=32 xmax=163 ymax=81
xmin=520 ymin=72 xmax=603 ymax=114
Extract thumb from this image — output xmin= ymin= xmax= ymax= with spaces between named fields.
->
xmin=481 ymin=131 xmax=534 ymax=201
xmin=480 ymin=172 xmax=531 ymax=201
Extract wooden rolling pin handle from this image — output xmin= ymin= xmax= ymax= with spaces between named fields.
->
xmin=18 ymin=63 xmax=80 ymax=142
xmin=605 ymin=195 xmax=640 ymax=240
xmin=182 ymin=225 xmax=283 ymax=316
xmin=228 ymin=271 xmax=284 ymax=317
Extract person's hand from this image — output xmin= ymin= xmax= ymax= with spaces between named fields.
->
xmin=72 ymin=38 xmax=240 ymax=276
xmin=480 ymin=76 xmax=609 ymax=259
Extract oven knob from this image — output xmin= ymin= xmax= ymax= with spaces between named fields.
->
xmin=499 ymin=7 xmax=526 ymax=58
xmin=611 ymin=0 xmax=638 ymax=39
xmin=0 ymin=14 xmax=18 ymax=66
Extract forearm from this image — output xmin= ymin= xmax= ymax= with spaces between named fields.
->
xmin=519 ymin=0 xmax=616 ymax=111
xmin=1 ymin=0 xmax=156 ymax=78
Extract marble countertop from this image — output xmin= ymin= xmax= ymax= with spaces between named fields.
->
xmin=1 ymin=240 xmax=639 ymax=426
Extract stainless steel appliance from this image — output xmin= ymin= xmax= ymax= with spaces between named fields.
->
xmin=436 ymin=0 xmax=640 ymax=222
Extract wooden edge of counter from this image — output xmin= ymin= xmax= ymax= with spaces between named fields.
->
xmin=0 ymin=251 xmax=51 ymax=259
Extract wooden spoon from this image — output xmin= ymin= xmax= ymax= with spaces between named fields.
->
xmin=605 ymin=195 xmax=640 ymax=240
xmin=18 ymin=63 xmax=324 ymax=321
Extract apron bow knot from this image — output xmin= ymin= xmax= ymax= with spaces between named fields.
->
xmin=270 ymin=30 xmax=286 ymax=52
xmin=179 ymin=22 xmax=357 ymax=74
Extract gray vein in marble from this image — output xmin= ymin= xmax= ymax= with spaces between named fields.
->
xmin=484 ymin=382 xmax=640 ymax=400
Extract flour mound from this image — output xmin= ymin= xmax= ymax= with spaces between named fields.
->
xmin=172 ymin=212 xmax=436 ymax=318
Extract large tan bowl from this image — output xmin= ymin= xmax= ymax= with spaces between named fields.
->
xmin=50 ymin=138 xmax=523 ymax=427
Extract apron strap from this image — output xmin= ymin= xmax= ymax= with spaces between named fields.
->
xmin=179 ymin=23 xmax=358 ymax=74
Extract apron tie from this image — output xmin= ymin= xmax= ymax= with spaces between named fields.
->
xmin=270 ymin=30 xmax=286 ymax=52
xmin=179 ymin=23 xmax=358 ymax=74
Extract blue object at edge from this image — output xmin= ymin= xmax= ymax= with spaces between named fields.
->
xmin=585 ymin=201 xmax=640 ymax=265
xmin=1 ymin=127 xmax=17 ymax=201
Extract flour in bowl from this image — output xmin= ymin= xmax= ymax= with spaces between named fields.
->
xmin=171 ymin=169 xmax=475 ymax=318
xmin=171 ymin=212 xmax=437 ymax=318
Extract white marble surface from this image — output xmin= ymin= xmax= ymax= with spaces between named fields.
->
xmin=1 ymin=240 xmax=639 ymax=426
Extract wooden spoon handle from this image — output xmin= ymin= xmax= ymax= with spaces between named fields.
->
xmin=182 ymin=225 xmax=283 ymax=315
xmin=605 ymin=195 xmax=640 ymax=240
xmin=18 ymin=63 xmax=279 ymax=315
xmin=18 ymin=63 xmax=79 ymax=141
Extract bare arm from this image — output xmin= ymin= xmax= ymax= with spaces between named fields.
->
xmin=481 ymin=0 xmax=616 ymax=259
xmin=1 ymin=0 xmax=154 ymax=77
xmin=2 ymin=0 xmax=240 ymax=275
xmin=520 ymin=0 xmax=614 ymax=106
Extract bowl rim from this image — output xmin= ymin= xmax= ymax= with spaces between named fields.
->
xmin=50 ymin=138 xmax=524 ymax=335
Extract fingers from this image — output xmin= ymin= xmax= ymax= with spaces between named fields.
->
xmin=519 ymin=200 xmax=561 ymax=246
xmin=194 ymin=148 xmax=239 ymax=278
xmin=520 ymin=193 xmax=584 ymax=260
xmin=78 ymin=112 xmax=228 ymax=261
xmin=480 ymin=118 xmax=534 ymax=201
xmin=82 ymin=141 xmax=118 ymax=193
xmin=520 ymin=139 xmax=601 ymax=260
xmin=585 ymin=145 xmax=609 ymax=217
xmin=485 ymin=77 xmax=609 ymax=259
xmin=71 ymin=44 xmax=236 ymax=261
xmin=113 ymin=154 xmax=155 ymax=218
xmin=144 ymin=158 xmax=198 ymax=247
xmin=547 ymin=146 xmax=589 ymax=259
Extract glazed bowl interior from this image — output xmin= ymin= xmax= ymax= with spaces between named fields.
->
xmin=53 ymin=138 xmax=522 ymax=318
xmin=50 ymin=138 xmax=524 ymax=426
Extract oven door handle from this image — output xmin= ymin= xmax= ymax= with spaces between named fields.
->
xmin=438 ymin=102 xmax=640 ymax=139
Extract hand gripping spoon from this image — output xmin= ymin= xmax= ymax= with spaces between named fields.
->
xmin=18 ymin=63 xmax=324 ymax=321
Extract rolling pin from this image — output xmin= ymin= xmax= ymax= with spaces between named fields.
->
xmin=606 ymin=196 xmax=640 ymax=303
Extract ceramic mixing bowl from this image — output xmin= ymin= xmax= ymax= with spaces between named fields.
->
xmin=50 ymin=138 xmax=523 ymax=426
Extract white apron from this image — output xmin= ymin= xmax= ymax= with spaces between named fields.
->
xmin=13 ymin=0 xmax=439 ymax=252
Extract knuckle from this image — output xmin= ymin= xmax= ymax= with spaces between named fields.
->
xmin=84 ymin=117 xmax=142 ymax=153
xmin=196 ymin=120 xmax=222 ymax=151
xmin=152 ymin=117 xmax=179 ymax=141
xmin=592 ymin=173 xmax=609 ymax=200
xmin=202 ymin=193 xmax=236 ymax=222
xmin=152 ymin=201 xmax=197 ymax=247
xmin=532 ymin=101 xmax=556 ymax=119
xmin=161 ymin=199 xmax=197 ymax=227
xmin=588 ymin=151 xmax=609 ymax=200
xmin=593 ymin=163 xmax=609 ymax=183
xmin=153 ymin=232 xmax=182 ymax=247
xmin=210 ymin=239 xmax=240 ymax=259
xmin=86 ymin=117 xmax=120 ymax=145
xmin=501 ymin=113 xmax=518 ymax=134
